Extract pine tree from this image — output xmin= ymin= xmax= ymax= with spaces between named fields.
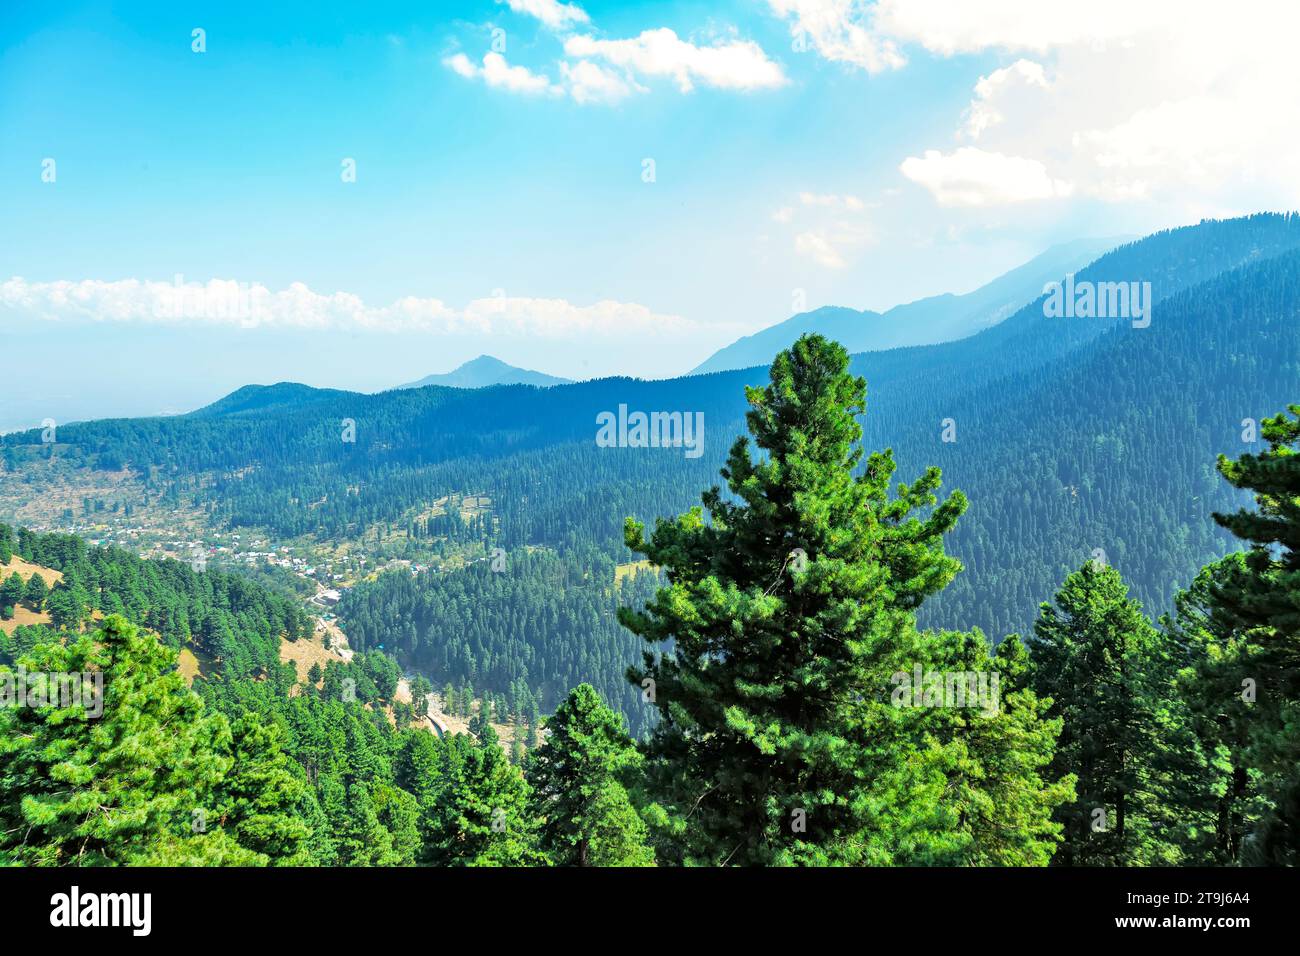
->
xmin=335 ymin=782 xmax=399 ymax=866
xmin=214 ymin=715 xmax=314 ymax=865
xmin=421 ymin=727 xmax=545 ymax=866
xmin=926 ymin=631 xmax=1075 ymax=865
xmin=23 ymin=572 xmax=48 ymax=612
xmin=1163 ymin=555 xmax=1268 ymax=864
xmin=0 ymin=573 xmax=23 ymax=619
xmin=1030 ymin=562 xmax=1180 ymax=865
xmin=0 ymin=615 xmax=293 ymax=865
xmin=620 ymin=333 xmax=970 ymax=865
xmin=1208 ymin=405 xmax=1300 ymax=863
xmin=525 ymin=684 xmax=654 ymax=866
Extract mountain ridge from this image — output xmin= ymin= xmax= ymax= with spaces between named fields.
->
xmin=398 ymin=355 xmax=572 ymax=390
xmin=691 ymin=236 xmax=1128 ymax=374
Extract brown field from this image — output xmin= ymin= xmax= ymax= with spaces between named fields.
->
xmin=279 ymin=626 xmax=351 ymax=688
xmin=0 ymin=557 xmax=63 ymax=636
xmin=2 ymin=556 xmax=65 ymax=587
xmin=615 ymin=559 xmax=654 ymax=584
xmin=177 ymin=647 xmax=202 ymax=683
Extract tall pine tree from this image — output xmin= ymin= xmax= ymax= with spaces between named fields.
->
xmin=1030 ymin=562 xmax=1182 ymax=865
xmin=620 ymin=334 xmax=972 ymax=865
xmin=525 ymin=683 xmax=654 ymax=866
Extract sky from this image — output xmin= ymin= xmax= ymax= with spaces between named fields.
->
xmin=2 ymin=0 xmax=1299 ymax=429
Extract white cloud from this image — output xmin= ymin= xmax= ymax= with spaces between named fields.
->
xmin=770 ymin=1 xmax=1300 ymax=211
xmin=899 ymin=148 xmax=1073 ymax=206
xmin=501 ymin=0 xmax=589 ymax=30
xmin=962 ymin=58 xmax=1048 ymax=140
xmin=872 ymin=0 xmax=1172 ymax=56
xmin=767 ymin=0 xmax=905 ymax=73
xmin=444 ymin=52 xmax=478 ymax=79
xmin=795 ymin=231 xmax=848 ymax=269
xmin=559 ymin=60 xmax=643 ymax=104
xmin=563 ymin=28 xmax=787 ymax=93
xmin=798 ymin=191 xmax=866 ymax=211
xmin=772 ymin=190 xmax=874 ymax=267
xmin=444 ymin=52 xmax=561 ymax=96
xmin=0 ymin=276 xmax=715 ymax=341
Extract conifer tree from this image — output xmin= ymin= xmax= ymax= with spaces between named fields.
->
xmin=1208 ymin=405 xmax=1300 ymax=863
xmin=925 ymin=631 xmax=1075 ymax=865
xmin=1030 ymin=562 xmax=1181 ymax=865
xmin=0 ymin=572 xmax=23 ymax=619
xmin=1163 ymin=556 xmax=1268 ymax=864
xmin=0 ymin=615 xmax=300 ymax=865
xmin=525 ymin=684 xmax=654 ymax=866
xmin=620 ymin=333 xmax=969 ymax=865
xmin=213 ymin=715 xmax=314 ymax=865
xmin=23 ymin=572 xmax=47 ymax=612
xmin=421 ymin=727 xmax=545 ymax=866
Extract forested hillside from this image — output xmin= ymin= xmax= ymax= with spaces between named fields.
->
xmin=337 ymin=549 xmax=662 ymax=735
xmin=4 ymin=214 xmax=1299 ymax=718
xmin=5 ymin=333 xmax=1297 ymax=867
xmin=0 ymin=525 xmax=556 ymax=866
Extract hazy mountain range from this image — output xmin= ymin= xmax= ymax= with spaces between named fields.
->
xmin=690 ymin=236 xmax=1126 ymax=374
xmin=9 ymin=213 xmax=1298 ymax=654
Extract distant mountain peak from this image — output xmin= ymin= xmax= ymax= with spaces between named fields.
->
xmin=398 ymin=355 xmax=572 ymax=390
xmin=690 ymin=236 xmax=1130 ymax=375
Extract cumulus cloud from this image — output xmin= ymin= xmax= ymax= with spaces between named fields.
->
xmin=563 ymin=28 xmax=787 ymax=93
xmin=501 ymin=0 xmax=589 ymax=30
xmin=769 ymin=1 xmax=1300 ymax=211
xmin=446 ymin=51 xmax=649 ymax=105
xmin=899 ymin=148 xmax=1073 ymax=206
xmin=767 ymin=0 xmax=905 ymax=73
xmin=0 ymin=276 xmax=712 ymax=340
xmin=559 ymin=60 xmax=644 ymax=104
xmin=961 ymin=58 xmax=1049 ymax=140
xmin=444 ymin=52 xmax=561 ymax=96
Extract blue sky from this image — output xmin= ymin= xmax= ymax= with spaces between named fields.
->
xmin=2 ymin=0 xmax=1296 ymax=428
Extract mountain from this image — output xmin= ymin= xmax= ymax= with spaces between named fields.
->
xmin=690 ymin=236 xmax=1125 ymax=374
xmin=6 ymin=213 xmax=1300 ymax=731
xmin=189 ymin=382 xmax=355 ymax=418
xmin=398 ymin=355 xmax=572 ymax=390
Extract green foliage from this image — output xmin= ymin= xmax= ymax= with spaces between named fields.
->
xmin=1163 ymin=556 xmax=1270 ymax=864
xmin=924 ymin=632 xmax=1075 ymax=866
xmin=339 ymin=548 xmax=656 ymax=734
xmin=526 ymin=684 xmax=654 ymax=866
xmin=0 ymin=572 xmax=23 ymax=619
xmin=1207 ymin=407 xmax=1300 ymax=864
xmin=0 ymin=616 xmax=306 ymax=866
xmin=420 ymin=727 xmax=546 ymax=867
xmin=23 ymin=572 xmax=48 ymax=611
xmin=620 ymin=334 xmax=1068 ymax=865
xmin=1030 ymin=562 xmax=1190 ymax=865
